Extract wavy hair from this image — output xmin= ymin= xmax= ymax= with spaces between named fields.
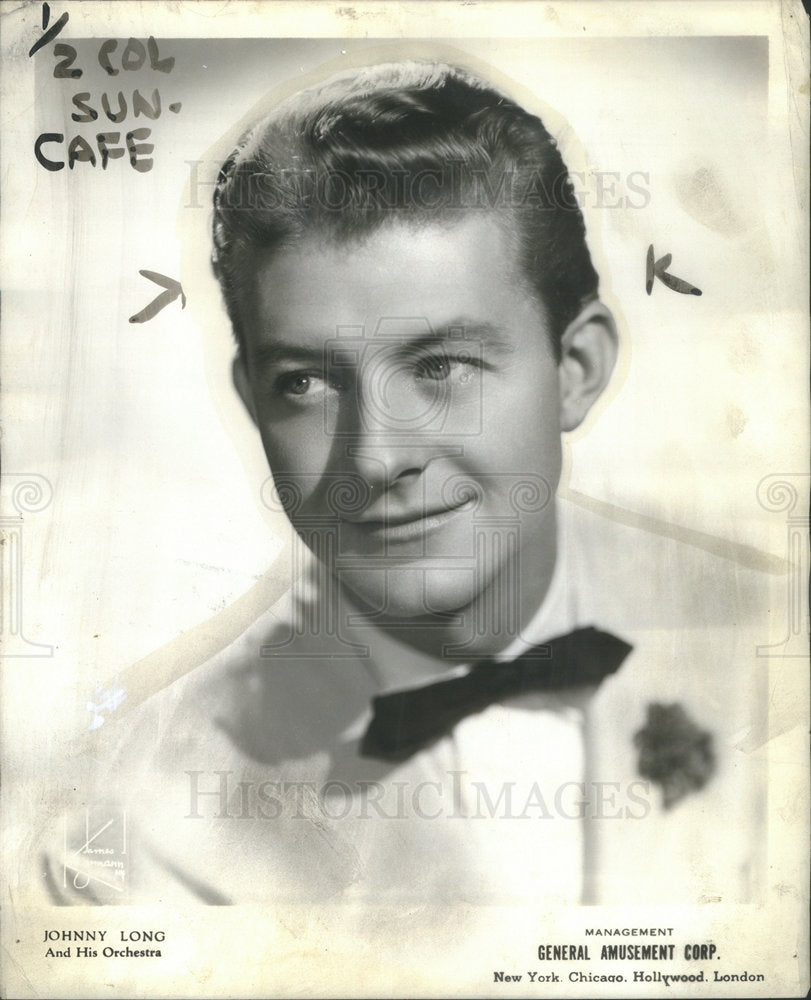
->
xmin=212 ymin=62 xmax=599 ymax=360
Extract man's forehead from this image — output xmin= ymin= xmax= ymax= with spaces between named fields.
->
xmin=242 ymin=214 xmax=545 ymax=351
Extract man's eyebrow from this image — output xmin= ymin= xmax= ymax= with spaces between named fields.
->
xmin=249 ymin=343 xmax=326 ymax=370
xmin=413 ymin=320 xmax=515 ymax=351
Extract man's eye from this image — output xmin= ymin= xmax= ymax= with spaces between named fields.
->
xmin=276 ymin=372 xmax=323 ymax=397
xmin=413 ymin=352 xmax=481 ymax=383
xmin=274 ymin=371 xmax=347 ymax=401
xmin=280 ymin=373 xmax=313 ymax=395
xmin=414 ymin=354 xmax=451 ymax=381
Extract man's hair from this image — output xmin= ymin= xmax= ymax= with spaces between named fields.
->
xmin=211 ymin=61 xmax=599 ymax=360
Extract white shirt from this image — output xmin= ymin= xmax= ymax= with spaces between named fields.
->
xmin=46 ymin=499 xmax=771 ymax=910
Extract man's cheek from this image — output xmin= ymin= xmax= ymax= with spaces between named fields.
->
xmin=262 ymin=464 xmax=353 ymax=526
xmin=260 ymin=427 xmax=327 ymax=476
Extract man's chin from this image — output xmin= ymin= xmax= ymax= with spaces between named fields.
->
xmin=335 ymin=565 xmax=484 ymax=622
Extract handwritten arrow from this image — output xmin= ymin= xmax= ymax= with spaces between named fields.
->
xmin=646 ymin=245 xmax=702 ymax=297
xmin=129 ymin=270 xmax=186 ymax=324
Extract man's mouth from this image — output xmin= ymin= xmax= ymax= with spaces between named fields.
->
xmin=345 ymin=496 xmax=476 ymax=542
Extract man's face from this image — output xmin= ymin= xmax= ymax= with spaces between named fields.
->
xmin=238 ymin=214 xmax=565 ymax=623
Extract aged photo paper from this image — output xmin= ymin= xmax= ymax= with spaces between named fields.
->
xmin=1 ymin=1 xmax=808 ymax=997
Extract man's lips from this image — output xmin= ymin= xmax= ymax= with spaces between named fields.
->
xmin=343 ymin=496 xmax=476 ymax=541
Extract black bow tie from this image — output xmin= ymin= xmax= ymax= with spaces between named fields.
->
xmin=360 ymin=626 xmax=632 ymax=761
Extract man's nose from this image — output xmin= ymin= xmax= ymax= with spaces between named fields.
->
xmin=345 ymin=368 xmax=440 ymax=486
xmin=348 ymin=437 xmax=424 ymax=488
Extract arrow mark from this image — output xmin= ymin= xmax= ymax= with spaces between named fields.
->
xmin=646 ymin=244 xmax=702 ymax=296
xmin=129 ymin=270 xmax=186 ymax=324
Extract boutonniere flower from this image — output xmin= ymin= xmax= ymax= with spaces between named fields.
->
xmin=634 ymin=702 xmax=715 ymax=809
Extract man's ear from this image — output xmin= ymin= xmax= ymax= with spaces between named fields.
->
xmin=232 ymin=354 xmax=258 ymax=425
xmin=557 ymin=300 xmax=619 ymax=433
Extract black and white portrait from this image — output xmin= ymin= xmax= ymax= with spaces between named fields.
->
xmin=2 ymin=4 xmax=807 ymax=997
